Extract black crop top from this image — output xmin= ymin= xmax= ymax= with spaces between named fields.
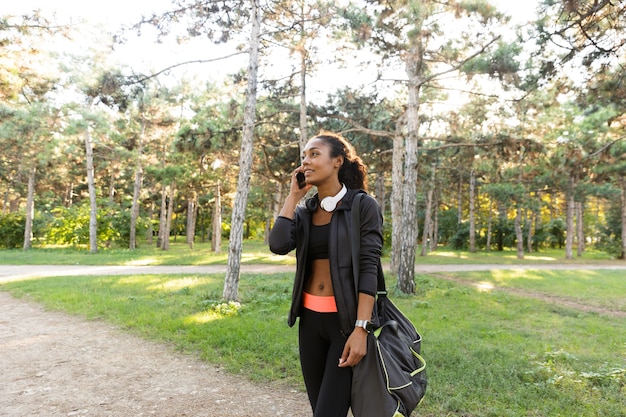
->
xmin=308 ymin=223 xmax=330 ymax=260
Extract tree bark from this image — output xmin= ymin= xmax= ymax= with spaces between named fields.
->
xmin=146 ymin=201 xmax=154 ymax=245
xmin=223 ymin=0 xmax=260 ymax=302
xmin=421 ymin=165 xmax=436 ymax=256
xmin=186 ymin=192 xmax=197 ymax=249
xmin=430 ymin=191 xmax=438 ymax=252
xmin=565 ymin=174 xmax=575 ymax=260
xmin=212 ymin=181 xmax=222 ymax=253
xmin=469 ymin=169 xmax=476 ymax=253
xmin=162 ymin=182 xmax=175 ymax=251
xmin=397 ymin=44 xmax=422 ymax=294
xmin=486 ymin=199 xmax=493 ymax=251
xmin=84 ymin=128 xmax=98 ymax=254
xmin=390 ymin=127 xmax=404 ymax=274
xmin=158 ymin=182 xmax=167 ymax=248
xmin=526 ymin=208 xmax=533 ymax=253
xmin=576 ymin=200 xmax=584 ymax=256
xmin=298 ymin=26 xmax=308 ymax=154
xmin=621 ymin=176 xmax=626 ymax=260
xmin=515 ymin=203 xmax=524 ymax=259
xmin=22 ymin=165 xmax=36 ymax=250
xmin=457 ymin=177 xmax=463 ymax=225
xmin=129 ymin=118 xmax=145 ymax=250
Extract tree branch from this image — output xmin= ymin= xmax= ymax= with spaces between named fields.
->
xmin=588 ymin=136 xmax=626 ymax=158
xmin=129 ymin=51 xmax=249 ymax=84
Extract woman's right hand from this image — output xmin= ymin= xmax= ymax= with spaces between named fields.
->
xmin=277 ymin=168 xmax=312 ymax=219
xmin=289 ymin=167 xmax=312 ymax=198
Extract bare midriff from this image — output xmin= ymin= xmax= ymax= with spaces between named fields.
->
xmin=304 ymin=259 xmax=334 ymax=296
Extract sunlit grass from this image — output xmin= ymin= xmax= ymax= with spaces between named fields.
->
xmin=421 ymin=247 xmax=615 ymax=264
xmin=0 ymin=240 xmax=296 ymax=266
xmin=0 ymin=239 xmax=618 ymax=266
xmin=431 ymin=269 xmax=626 ymax=312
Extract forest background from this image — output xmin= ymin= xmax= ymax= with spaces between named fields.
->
xmin=1 ymin=0 xmax=625 ymax=299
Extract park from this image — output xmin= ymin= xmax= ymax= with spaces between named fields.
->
xmin=2 ymin=1 xmax=626 ymax=416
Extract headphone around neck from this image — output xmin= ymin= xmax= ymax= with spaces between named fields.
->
xmin=320 ymin=184 xmax=347 ymax=212
xmin=305 ymin=184 xmax=348 ymax=213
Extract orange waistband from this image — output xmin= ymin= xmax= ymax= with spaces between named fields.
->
xmin=302 ymin=292 xmax=338 ymax=313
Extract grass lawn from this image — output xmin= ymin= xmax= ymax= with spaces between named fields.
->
xmin=0 ymin=239 xmax=620 ymax=266
xmin=1 ymin=266 xmax=624 ymax=417
xmin=0 ymin=240 xmax=295 ymax=266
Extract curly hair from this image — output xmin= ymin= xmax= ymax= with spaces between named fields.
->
xmin=311 ymin=131 xmax=368 ymax=191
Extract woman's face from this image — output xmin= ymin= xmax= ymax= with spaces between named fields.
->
xmin=301 ymin=138 xmax=343 ymax=186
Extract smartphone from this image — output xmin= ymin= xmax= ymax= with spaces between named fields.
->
xmin=296 ymin=172 xmax=306 ymax=189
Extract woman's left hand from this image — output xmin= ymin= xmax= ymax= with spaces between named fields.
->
xmin=338 ymin=328 xmax=368 ymax=367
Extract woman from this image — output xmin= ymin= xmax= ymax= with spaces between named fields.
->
xmin=269 ymin=132 xmax=383 ymax=417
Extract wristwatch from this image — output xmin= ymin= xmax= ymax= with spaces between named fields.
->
xmin=355 ymin=319 xmax=374 ymax=333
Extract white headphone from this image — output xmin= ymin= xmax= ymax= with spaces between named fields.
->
xmin=320 ymin=184 xmax=347 ymax=212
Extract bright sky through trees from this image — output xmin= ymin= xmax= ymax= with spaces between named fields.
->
xmin=6 ymin=0 xmax=538 ymax=97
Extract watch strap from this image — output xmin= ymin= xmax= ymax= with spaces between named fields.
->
xmin=355 ymin=319 xmax=373 ymax=333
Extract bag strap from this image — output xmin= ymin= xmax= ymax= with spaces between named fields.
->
xmin=350 ymin=193 xmax=387 ymax=296
xmin=351 ymin=193 xmax=362 ymax=296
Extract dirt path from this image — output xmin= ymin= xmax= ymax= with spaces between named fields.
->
xmin=0 ymin=291 xmax=311 ymax=417
xmin=1 ymin=263 xmax=625 ymax=416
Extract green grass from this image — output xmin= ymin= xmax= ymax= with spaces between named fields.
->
xmin=0 ymin=239 xmax=619 ymax=266
xmin=2 ymin=269 xmax=624 ymax=416
xmin=0 ymin=240 xmax=296 ymax=266
xmin=427 ymin=269 xmax=626 ymax=313
xmin=417 ymin=246 xmax=618 ymax=264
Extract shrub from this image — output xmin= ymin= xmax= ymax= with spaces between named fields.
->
xmin=0 ymin=212 xmax=25 ymax=248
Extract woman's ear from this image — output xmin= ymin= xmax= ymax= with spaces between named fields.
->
xmin=334 ymin=155 xmax=344 ymax=168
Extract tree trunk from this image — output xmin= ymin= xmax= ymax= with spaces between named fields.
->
xmin=223 ymin=0 xmax=260 ymax=302
xmin=85 ymin=128 xmax=98 ymax=254
xmin=390 ymin=127 xmax=404 ymax=274
xmin=486 ymin=199 xmax=493 ymax=252
xmin=212 ymin=181 xmax=222 ymax=253
xmin=264 ymin=196 xmax=272 ymax=245
xmin=158 ymin=183 xmax=167 ymax=248
xmin=375 ymin=174 xmax=386 ymax=213
xmin=515 ymin=203 xmax=524 ymax=259
xmin=621 ymin=176 xmax=626 ymax=260
xmin=421 ymin=165 xmax=435 ymax=256
xmin=497 ymin=201 xmax=506 ymax=251
xmin=161 ymin=182 xmax=175 ymax=251
xmin=298 ymin=32 xmax=308 ymax=154
xmin=22 ymin=165 xmax=36 ymax=250
xmin=565 ymin=175 xmax=575 ymax=260
xmin=147 ymin=201 xmax=154 ymax=245
xmin=186 ymin=193 xmax=197 ymax=249
xmin=457 ymin=177 xmax=463 ymax=225
xmin=526 ymin=204 xmax=534 ymax=254
xmin=129 ymin=118 xmax=145 ymax=249
xmin=267 ymin=181 xmax=284 ymax=245
xmin=469 ymin=169 xmax=476 ymax=253
xmin=430 ymin=190 xmax=438 ymax=252
xmin=397 ymin=44 xmax=423 ymax=295
xmin=576 ymin=200 xmax=584 ymax=256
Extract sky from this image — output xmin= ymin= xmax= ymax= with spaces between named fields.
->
xmin=6 ymin=0 xmax=539 ymax=99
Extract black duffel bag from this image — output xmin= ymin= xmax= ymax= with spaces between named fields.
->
xmin=350 ymin=194 xmax=427 ymax=417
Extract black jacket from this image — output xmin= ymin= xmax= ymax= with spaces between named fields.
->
xmin=268 ymin=189 xmax=383 ymax=335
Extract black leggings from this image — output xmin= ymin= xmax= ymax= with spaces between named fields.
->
xmin=298 ymin=308 xmax=352 ymax=417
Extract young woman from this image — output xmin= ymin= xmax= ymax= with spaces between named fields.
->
xmin=269 ymin=132 xmax=383 ymax=417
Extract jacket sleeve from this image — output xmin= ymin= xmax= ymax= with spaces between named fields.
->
xmin=268 ymin=215 xmax=297 ymax=255
xmin=357 ymin=194 xmax=384 ymax=296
